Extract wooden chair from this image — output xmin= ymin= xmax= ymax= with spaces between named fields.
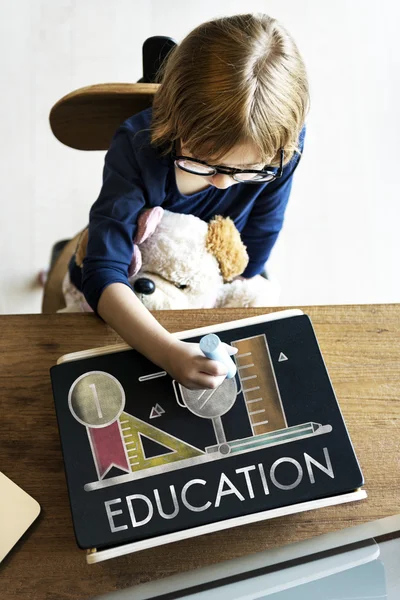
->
xmin=49 ymin=83 xmax=159 ymax=152
xmin=42 ymin=35 xmax=176 ymax=313
xmin=41 ymin=83 xmax=159 ymax=313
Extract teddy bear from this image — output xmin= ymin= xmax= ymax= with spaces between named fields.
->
xmin=63 ymin=208 xmax=279 ymax=311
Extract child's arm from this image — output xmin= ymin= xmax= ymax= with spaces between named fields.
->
xmin=79 ymin=125 xmax=228 ymax=389
xmin=98 ymin=282 xmax=229 ymax=389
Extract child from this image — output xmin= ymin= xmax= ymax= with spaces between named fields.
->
xmin=67 ymin=13 xmax=309 ymax=390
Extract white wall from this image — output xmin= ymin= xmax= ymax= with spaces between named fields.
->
xmin=0 ymin=0 xmax=399 ymax=313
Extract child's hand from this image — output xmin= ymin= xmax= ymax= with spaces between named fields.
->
xmin=164 ymin=339 xmax=237 ymax=390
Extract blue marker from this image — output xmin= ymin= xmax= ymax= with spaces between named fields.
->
xmin=199 ymin=334 xmax=237 ymax=379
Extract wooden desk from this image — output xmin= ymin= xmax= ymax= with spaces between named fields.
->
xmin=1 ymin=305 xmax=399 ymax=599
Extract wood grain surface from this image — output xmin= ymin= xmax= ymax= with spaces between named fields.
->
xmin=1 ymin=305 xmax=399 ymax=599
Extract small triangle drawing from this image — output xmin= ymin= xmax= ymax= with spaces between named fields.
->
xmin=149 ymin=406 xmax=162 ymax=419
xmin=155 ymin=403 xmax=165 ymax=414
xmin=278 ymin=352 xmax=288 ymax=362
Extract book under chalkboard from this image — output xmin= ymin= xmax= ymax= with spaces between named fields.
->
xmin=50 ymin=309 xmax=366 ymax=563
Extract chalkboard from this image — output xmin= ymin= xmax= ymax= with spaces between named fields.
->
xmin=50 ymin=311 xmax=364 ymax=554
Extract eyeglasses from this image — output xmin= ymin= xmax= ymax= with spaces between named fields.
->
xmin=172 ymin=144 xmax=284 ymax=184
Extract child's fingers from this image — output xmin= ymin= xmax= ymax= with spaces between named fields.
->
xmin=192 ymin=373 xmax=226 ymax=390
xmin=198 ymin=357 xmax=228 ymax=377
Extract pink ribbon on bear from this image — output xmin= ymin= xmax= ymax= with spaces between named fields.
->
xmin=128 ymin=207 xmax=164 ymax=277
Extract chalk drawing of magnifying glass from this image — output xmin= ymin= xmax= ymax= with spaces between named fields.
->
xmin=172 ymin=378 xmax=238 ymax=455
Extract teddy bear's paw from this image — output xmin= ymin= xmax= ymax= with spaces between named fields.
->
xmin=216 ymin=276 xmax=280 ymax=308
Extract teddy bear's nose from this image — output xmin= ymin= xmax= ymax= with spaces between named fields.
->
xmin=133 ymin=278 xmax=156 ymax=295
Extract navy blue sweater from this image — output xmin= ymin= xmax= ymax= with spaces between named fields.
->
xmin=70 ymin=108 xmax=305 ymax=312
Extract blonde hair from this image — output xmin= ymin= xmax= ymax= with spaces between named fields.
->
xmin=151 ymin=13 xmax=309 ymax=166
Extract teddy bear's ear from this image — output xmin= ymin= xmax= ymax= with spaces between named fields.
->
xmin=134 ymin=207 xmax=164 ymax=245
xmin=75 ymin=228 xmax=89 ymax=268
xmin=206 ymin=216 xmax=249 ymax=282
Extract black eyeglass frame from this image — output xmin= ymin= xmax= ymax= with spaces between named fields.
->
xmin=171 ymin=144 xmax=284 ymax=184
